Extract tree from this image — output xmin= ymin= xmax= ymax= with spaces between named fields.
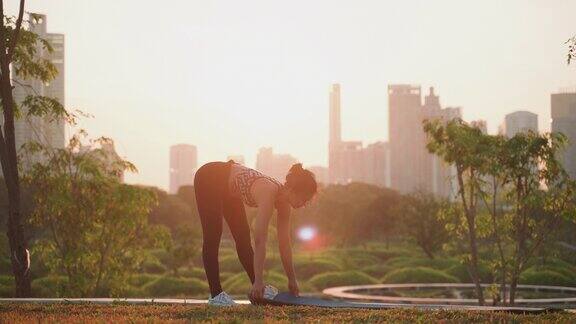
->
xmin=23 ymin=132 xmax=169 ymax=297
xmin=397 ymin=191 xmax=448 ymax=259
xmin=424 ymin=118 xmax=489 ymax=305
xmin=0 ymin=2 xmax=72 ymax=296
xmin=164 ymin=224 xmax=201 ymax=276
xmin=496 ymin=131 xmax=575 ymax=304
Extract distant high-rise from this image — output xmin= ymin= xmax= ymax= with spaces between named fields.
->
xmin=551 ymin=91 xmax=576 ymax=179
xmin=227 ymin=155 xmax=245 ymax=165
xmin=501 ymin=111 xmax=538 ymax=137
xmin=169 ymin=144 xmax=197 ymax=194
xmin=389 ymin=85 xmax=460 ymax=197
xmin=328 ymin=84 xmax=390 ymax=186
xmin=308 ymin=166 xmax=328 ymax=185
xmin=9 ymin=13 xmax=65 ymax=170
xmin=256 ymin=147 xmax=297 ymax=182
xmin=388 ymin=85 xmax=422 ymax=193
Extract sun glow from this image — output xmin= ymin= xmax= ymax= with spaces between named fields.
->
xmin=297 ymin=226 xmax=317 ymax=241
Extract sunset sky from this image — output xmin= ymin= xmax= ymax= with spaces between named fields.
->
xmin=6 ymin=0 xmax=576 ymax=190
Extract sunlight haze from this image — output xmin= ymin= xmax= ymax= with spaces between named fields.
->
xmin=7 ymin=0 xmax=575 ymax=190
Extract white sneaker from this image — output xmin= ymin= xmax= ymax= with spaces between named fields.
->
xmin=263 ymin=284 xmax=278 ymax=300
xmin=208 ymin=291 xmax=237 ymax=306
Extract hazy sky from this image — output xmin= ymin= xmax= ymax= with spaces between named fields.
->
xmin=6 ymin=0 xmax=576 ymax=190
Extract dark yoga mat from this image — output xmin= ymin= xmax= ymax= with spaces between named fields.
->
xmin=261 ymin=292 xmax=557 ymax=314
xmin=262 ymin=292 xmax=389 ymax=309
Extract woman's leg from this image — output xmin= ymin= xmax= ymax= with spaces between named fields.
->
xmin=194 ymin=166 xmax=225 ymax=298
xmin=223 ymin=196 xmax=256 ymax=284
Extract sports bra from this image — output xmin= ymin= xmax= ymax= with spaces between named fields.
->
xmin=229 ymin=162 xmax=283 ymax=207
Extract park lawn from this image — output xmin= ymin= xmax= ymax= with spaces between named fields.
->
xmin=0 ymin=303 xmax=574 ymax=323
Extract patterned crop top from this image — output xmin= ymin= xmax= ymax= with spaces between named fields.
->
xmin=229 ymin=163 xmax=283 ymax=207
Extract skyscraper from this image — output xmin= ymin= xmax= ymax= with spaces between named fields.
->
xmin=10 ymin=13 xmax=65 ymax=170
xmin=328 ymin=84 xmax=389 ymax=186
xmin=256 ymin=147 xmax=297 ymax=182
xmin=388 ymin=85 xmax=422 ymax=193
xmin=551 ymin=91 xmax=576 ymax=180
xmin=501 ymin=111 xmax=538 ymax=137
xmin=169 ymin=144 xmax=198 ymax=194
xmin=388 ymin=85 xmax=460 ymax=197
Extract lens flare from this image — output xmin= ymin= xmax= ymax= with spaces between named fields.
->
xmin=297 ymin=226 xmax=316 ymax=241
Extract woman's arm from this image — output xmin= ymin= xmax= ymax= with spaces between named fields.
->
xmin=277 ymin=203 xmax=299 ymax=296
xmin=249 ymin=179 xmax=277 ymax=300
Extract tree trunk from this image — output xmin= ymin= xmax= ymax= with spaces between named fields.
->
xmin=0 ymin=0 xmax=31 ymax=296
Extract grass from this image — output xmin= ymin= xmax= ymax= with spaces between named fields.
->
xmin=0 ymin=303 xmax=574 ymax=323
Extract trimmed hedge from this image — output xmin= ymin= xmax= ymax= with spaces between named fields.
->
xmin=386 ymin=257 xmax=459 ymax=270
xmin=128 ymin=274 xmax=161 ymax=287
xmin=293 ymin=259 xmax=342 ymax=280
xmin=362 ymin=264 xmax=394 ymax=278
xmin=142 ymin=276 xmax=208 ymax=297
xmin=141 ymin=259 xmax=167 ymax=274
xmin=308 ymin=271 xmax=379 ymax=290
xmin=382 ymin=267 xmax=459 ymax=284
xmin=219 ymin=255 xmax=245 ymax=273
xmin=520 ymin=269 xmax=573 ymax=287
xmin=446 ymin=263 xmax=493 ymax=283
xmin=177 ymin=267 xmax=206 ymax=280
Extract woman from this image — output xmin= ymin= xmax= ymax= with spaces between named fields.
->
xmin=194 ymin=160 xmax=317 ymax=306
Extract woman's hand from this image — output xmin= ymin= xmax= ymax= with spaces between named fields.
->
xmin=249 ymin=281 xmax=265 ymax=301
xmin=288 ymin=278 xmax=300 ymax=297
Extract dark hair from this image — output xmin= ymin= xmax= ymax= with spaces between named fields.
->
xmin=285 ymin=163 xmax=317 ymax=199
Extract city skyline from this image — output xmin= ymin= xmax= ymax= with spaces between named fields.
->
xmin=6 ymin=0 xmax=575 ymax=190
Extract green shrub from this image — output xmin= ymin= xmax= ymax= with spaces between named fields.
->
xmin=141 ymin=259 xmax=167 ymax=274
xmin=308 ymin=271 xmax=378 ymax=290
xmin=362 ymin=264 xmax=393 ymax=278
xmin=292 ymin=259 xmax=342 ymax=280
xmin=446 ymin=263 xmax=493 ymax=283
xmin=142 ymin=276 xmax=208 ymax=297
xmin=31 ymin=276 xmax=69 ymax=298
xmin=382 ymin=267 xmax=459 ymax=284
xmin=120 ymin=285 xmax=146 ymax=298
xmin=128 ymin=274 xmax=161 ymax=287
xmin=0 ymin=275 xmax=14 ymax=297
xmin=0 ymin=258 xmax=12 ymax=275
xmin=178 ymin=267 xmax=206 ymax=280
xmin=219 ymin=255 xmax=244 ymax=273
xmin=0 ymin=275 xmax=14 ymax=286
xmin=520 ymin=269 xmax=573 ymax=287
xmin=386 ymin=257 xmax=458 ymax=270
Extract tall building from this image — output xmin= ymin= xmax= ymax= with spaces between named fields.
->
xmin=551 ymin=91 xmax=576 ymax=180
xmin=388 ymin=85 xmax=460 ymax=197
xmin=501 ymin=111 xmax=538 ymax=137
xmin=256 ymin=147 xmax=297 ymax=182
xmin=363 ymin=141 xmax=390 ymax=188
xmin=169 ymin=144 xmax=197 ymax=194
xmin=227 ymin=155 xmax=245 ymax=165
xmin=308 ymin=166 xmax=328 ymax=185
xmin=9 ymin=13 xmax=65 ymax=170
xmin=388 ymin=85 xmax=422 ymax=193
xmin=328 ymin=84 xmax=390 ymax=186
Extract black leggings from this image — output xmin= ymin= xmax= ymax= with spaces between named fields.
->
xmin=194 ymin=161 xmax=255 ymax=297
